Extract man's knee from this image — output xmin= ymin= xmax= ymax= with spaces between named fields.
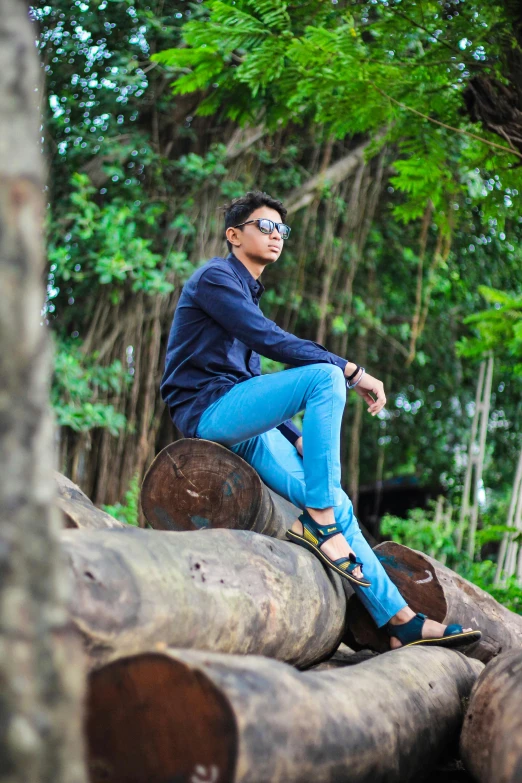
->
xmin=312 ymin=363 xmax=346 ymax=400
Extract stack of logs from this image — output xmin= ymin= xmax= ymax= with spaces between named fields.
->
xmin=57 ymin=439 xmax=522 ymax=783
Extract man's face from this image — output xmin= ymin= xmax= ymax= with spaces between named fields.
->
xmin=228 ymin=206 xmax=287 ymax=266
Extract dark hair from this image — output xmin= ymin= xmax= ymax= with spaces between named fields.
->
xmin=223 ymin=190 xmax=287 ymax=252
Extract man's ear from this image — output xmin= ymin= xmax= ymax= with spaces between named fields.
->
xmin=226 ymin=226 xmax=241 ymax=247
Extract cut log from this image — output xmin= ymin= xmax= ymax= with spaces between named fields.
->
xmin=460 ymin=649 xmax=522 ymax=783
xmin=55 ymin=471 xmax=127 ymax=530
xmin=61 ymin=527 xmax=346 ymax=669
xmin=86 ymin=646 xmax=483 ymax=783
xmin=140 ymin=438 xmax=376 ymax=545
xmin=140 ymin=438 xmax=301 ymax=538
xmin=344 ymin=541 xmax=522 ymax=663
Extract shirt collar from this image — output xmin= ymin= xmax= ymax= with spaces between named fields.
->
xmin=226 ymin=252 xmax=265 ymax=298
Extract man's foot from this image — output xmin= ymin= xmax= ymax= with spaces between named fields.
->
xmin=291 ymin=519 xmax=364 ymax=580
xmin=388 ymin=611 xmax=475 ymax=650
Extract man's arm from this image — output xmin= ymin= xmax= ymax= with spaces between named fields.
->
xmin=196 ymin=266 xmax=349 ymax=371
xmin=197 ymin=265 xmax=387 ymax=416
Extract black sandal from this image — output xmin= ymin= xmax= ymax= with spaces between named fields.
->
xmin=386 ymin=612 xmax=482 ymax=649
xmin=286 ymin=509 xmax=371 ymax=588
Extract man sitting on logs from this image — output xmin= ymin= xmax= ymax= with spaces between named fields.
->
xmin=160 ymin=190 xmax=481 ymax=650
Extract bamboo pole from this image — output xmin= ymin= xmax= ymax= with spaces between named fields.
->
xmin=495 ymin=445 xmax=522 ymax=584
xmin=504 ymin=457 xmax=522 ymax=580
xmin=456 ymin=356 xmax=494 ymax=556
xmin=467 ymin=355 xmax=494 ymax=559
xmin=456 ymin=361 xmax=485 ymax=551
xmin=440 ymin=499 xmax=453 ymax=566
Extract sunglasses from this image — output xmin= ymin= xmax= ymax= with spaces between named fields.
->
xmin=234 ymin=218 xmax=291 ymax=240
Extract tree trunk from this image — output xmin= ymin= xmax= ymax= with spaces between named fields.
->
xmin=55 ymin=472 xmax=127 ymax=530
xmin=0 ymin=3 xmax=87 ymax=781
xmin=85 ymin=646 xmax=483 ymax=783
xmin=344 ymin=541 xmax=522 ymax=663
xmin=61 ymin=527 xmax=346 ymax=669
xmin=140 ymin=439 xmax=301 ymax=537
xmin=460 ymin=649 xmax=522 ymax=783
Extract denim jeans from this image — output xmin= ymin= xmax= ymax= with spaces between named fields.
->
xmin=195 ymin=363 xmax=407 ymax=627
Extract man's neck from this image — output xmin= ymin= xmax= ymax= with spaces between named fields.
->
xmin=230 ymin=249 xmax=264 ymax=281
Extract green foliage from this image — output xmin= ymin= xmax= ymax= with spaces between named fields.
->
xmin=457 ymin=560 xmax=522 ymax=616
xmin=47 ymin=173 xmax=182 ymax=300
xmin=457 ymin=286 xmax=522 ymax=375
xmin=381 ymin=506 xmax=459 ymax=563
xmin=153 ymin=0 xmax=522 ymax=226
xmin=102 ymin=473 xmax=141 ymax=526
xmin=260 ymin=356 xmax=286 ymax=374
xmin=176 ymin=144 xmax=229 ymax=185
xmin=51 ymin=339 xmax=130 ymax=435
xmin=381 ymin=503 xmax=522 ymax=614
xmin=36 ymin=0 xmax=193 ymax=442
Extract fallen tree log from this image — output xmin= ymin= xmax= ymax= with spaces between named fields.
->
xmin=86 ymin=646 xmax=483 ymax=783
xmin=140 ymin=439 xmax=301 ymax=538
xmin=140 ymin=438 xmax=377 ymax=544
xmin=62 ymin=527 xmax=345 ymax=669
xmin=460 ymin=649 xmax=522 ymax=783
xmin=55 ymin=471 xmax=126 ymax=530
xmin=344 ymin=541 xmax=522 ymax=663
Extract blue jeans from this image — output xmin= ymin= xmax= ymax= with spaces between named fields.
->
xmin=195 ymin=363 xmax=407 ymax=627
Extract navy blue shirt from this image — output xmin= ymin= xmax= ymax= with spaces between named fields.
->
xmin=161 ymin=252 xmax=349 ymax=443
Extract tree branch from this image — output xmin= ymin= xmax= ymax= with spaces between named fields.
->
xmin=285 ymin=139 xmax=372 ymax=214
xmin=374 ymin=86 xmax=522 ymax=159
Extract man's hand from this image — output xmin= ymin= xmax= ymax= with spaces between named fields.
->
xmin=295 ymin=436 xmax=303 ymax=457
xmin=352 ymin=371 xmax=386 ymax=416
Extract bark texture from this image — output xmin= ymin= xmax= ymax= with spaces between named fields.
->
xmin=55 ymin=472 xmax=127 ymax=530
xmin=85 ymin=646 xmax=483 ymax=783
xmin=61 ymin=527 xmax=346 ymax=669
xmin=460 ymin=649 xmax=522 ymax=783
xmin=0 ymin=4 xmax=86 ymax=781
xmin=344 ymin=541 xmax=522 ymax=663
xmin=140 ymin=439 xmax=301 ymax=537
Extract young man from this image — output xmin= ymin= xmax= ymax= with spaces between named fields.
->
xmin=161 ymin=191 xmax=481 ymax=649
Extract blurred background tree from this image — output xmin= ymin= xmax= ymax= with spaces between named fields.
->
xmin=33 ymin=0 xmax=521 ymax=606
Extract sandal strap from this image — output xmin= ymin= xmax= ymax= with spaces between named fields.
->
xmin=335 ymin=553 xmax=364 ymax=575
xmin=444 ymin=623 xmax=464 ymax=637
xmin=386 ymin=612 xmax=427 ymax=645
xmin=299 ymin=511 xmax=341 ymax=544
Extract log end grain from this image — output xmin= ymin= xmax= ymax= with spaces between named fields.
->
xmin=140 ymin=439 xmax=268 ymax=532
xmin=87 ymin=653 xmax=237 ymax=783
